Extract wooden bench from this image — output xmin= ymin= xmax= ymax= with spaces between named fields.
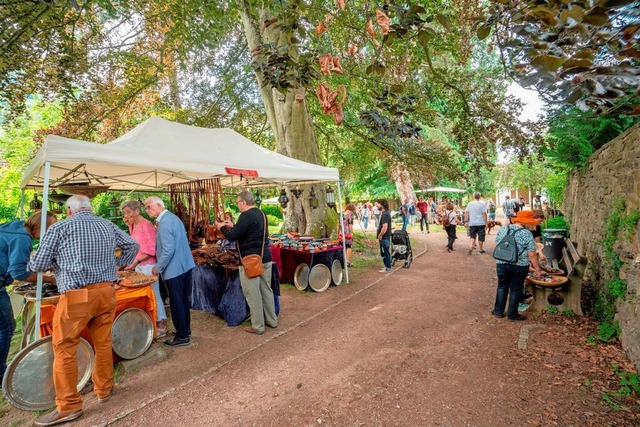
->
xmin=528 ymin=238 xmax=586 ymax=315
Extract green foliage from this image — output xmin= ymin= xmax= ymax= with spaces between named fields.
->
xmin=265 ymin=214 xmax=281 ymax=227
xmin=612 ymin=364 xmax=640 ymax=397
xmin=596 ymin=321 xmax=621 ymax=343
xmin=0 ymin=100 xmax=63 ymax=222
xmin=543 ymin=168 xmax=568 ymax=206
xmin=546 ymin=304 xmax=560 ymax=315
xmin=498 ymin=157 xmax=549 ymax=195
xmin=544 ymin=108 xmax=639 ymax=170
xmin=601 ymin=391 xmax=623 ymax=412
xmin=544 ymin=216 xmax=568 ymax=230
xmin=592 ymin=197 xmax=640 ymax=332
xmin=260 ymin=205 xmax=283 ymax=220
xmin=561 ymin=309 xmax=575 ymax=317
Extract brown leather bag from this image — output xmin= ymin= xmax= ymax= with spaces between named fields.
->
xmin=240 ymin=254 xmax=264 ymax=278
xmin=239 ymin=211 xmax=267 ymax=279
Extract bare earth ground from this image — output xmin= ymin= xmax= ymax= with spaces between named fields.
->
xmin=2 ymin=225 xmax=639 ymax=426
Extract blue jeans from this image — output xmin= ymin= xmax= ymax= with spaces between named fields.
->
xmin=363 ymin=217 xmax=369 ymax=230
xmin=493 ymin=263 xmax=529 ymax=319
xmin=488 ymin=212 xmax=496 ymax=220
xmin=0 ymin=286 xmax=16 ymax=382
xmin=379 ymin=238 xmax=391 ymax=269
xmin=401 ymin=216 xmax=408 ymax=231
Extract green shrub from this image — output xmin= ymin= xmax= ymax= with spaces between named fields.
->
xmin=613 ymin=364 xmax=640 ymax=397
xmin=261 ymin=205 xmax=283 ymax=220
xmin=544 ymin=216 xmax=568 ymax=230
xmin=596 ymin=321 xmax=621 ymax=343
xmin=266 ymin=214 xmax=281 ymax=226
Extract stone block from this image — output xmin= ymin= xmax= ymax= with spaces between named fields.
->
xmin=118 ymin=343 xmax=168 ymax=375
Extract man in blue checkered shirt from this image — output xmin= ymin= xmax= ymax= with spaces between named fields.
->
xmin=30 ymin=195 xmax=138 ymax=426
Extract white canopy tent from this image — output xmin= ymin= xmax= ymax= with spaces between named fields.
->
xmin=21 ymin=116 xmax=339 ymax=190
xmin=20 ymin=116 xmax=347 ymax=337
xmin=421 ymin=186 xmax=466 ymax=193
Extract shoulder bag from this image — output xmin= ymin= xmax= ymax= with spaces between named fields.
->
xmin=239 ymin=210 xmax=267 ymax=278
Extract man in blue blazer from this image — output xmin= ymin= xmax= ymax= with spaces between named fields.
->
xmin=144 ymin=196 xmax=195 ymax=347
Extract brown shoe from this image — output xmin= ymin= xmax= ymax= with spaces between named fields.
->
xmin=35 ymin=409 xmax=83 ymax=426
xmin=243 ymin=326 xmax=264 ymax=335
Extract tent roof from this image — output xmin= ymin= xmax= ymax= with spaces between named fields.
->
xmin=422 ymin=186 xmax=466 ymax=193
xmin=21 ymin=116 xmax=339 ymax=190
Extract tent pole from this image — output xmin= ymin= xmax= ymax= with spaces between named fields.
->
xmin=19 ymin=188 xmax=25 ymax=219
xmin=336 ymin=180 xmax=349 ymax=284
xmin=34 ymin=161 xmax=51 ymax=341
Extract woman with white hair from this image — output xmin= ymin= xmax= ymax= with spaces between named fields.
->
xmin=121 ymin=200 xmax=168 ymax=338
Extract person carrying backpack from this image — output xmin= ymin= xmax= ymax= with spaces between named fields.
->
xmin=491 ymin=210 xmax=544 ymax=321
xmin=502 ymin=195 xmax=516 ymax=224
xmin=442 ymin=202 xmax=457 ymax=253
xmin=487 ymin=199 xmax=497 ymax=221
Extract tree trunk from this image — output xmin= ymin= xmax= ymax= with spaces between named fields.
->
xmin=392 ymin=162 xmax=417 ymax=207
xmin=239 ymin=4 xmax=329 ymax=235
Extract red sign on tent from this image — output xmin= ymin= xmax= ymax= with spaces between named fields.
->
xmin=225 ymin=167 xmax=259 ymax=177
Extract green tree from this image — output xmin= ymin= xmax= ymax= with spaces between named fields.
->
xmin=498 ymin=158 xmax=550 ymax=206
xmin=0 ymin=100 xmax=63 ymax=221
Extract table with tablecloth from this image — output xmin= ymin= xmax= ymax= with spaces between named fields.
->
xmin=269 ymin=246 xmax=344 ymax=285
xmin=38 ymin=286 xmax=157 ymax=345
xmin=190 ymin=264 xmax=280 ymax=326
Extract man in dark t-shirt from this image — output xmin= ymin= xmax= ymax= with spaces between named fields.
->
xmin=218 ymin=190 xmax=277 ymax=335
xmin=375 ymin=199 xmax=392 ymax=273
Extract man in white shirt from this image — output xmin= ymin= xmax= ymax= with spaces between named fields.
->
xmin=465 ymin=192 xmax=488 ymax=255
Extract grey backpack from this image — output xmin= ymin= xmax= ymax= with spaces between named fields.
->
xmin=493 ymin=227 xmax=527 ymax=263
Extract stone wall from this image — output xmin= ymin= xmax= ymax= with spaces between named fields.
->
xmin=565 ymin=123 xmax=640 ymax=370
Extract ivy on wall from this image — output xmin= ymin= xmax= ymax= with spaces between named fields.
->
xmin=594 ymin=198 xmax=640 ymax=342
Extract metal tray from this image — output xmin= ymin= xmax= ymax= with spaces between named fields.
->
xmin=293 ymin=263 xmax=310 ymax=291
xmin=2 ymin=336 xmax=94 ymax=411
xmin=526 ymin=275 xmax=569 ymax=288
xmin=308 ymin=264 xmax=331 ymax=292
xmin=112 ymin=308 xmax=154 ymax=359
xmin=331 ymin=259 xmax=343 ymax=286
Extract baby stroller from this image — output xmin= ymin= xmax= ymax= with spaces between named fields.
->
xmin=391 ymin=229 xmax=413 ymax=268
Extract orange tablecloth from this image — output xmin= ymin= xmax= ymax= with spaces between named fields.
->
xmin=38 ymin=286 xmax=157 ymax=341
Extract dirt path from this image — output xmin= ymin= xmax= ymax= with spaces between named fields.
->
xmin=3 ymin=228 xmax=639 ymax=426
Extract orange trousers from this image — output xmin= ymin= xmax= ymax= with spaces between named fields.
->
xmin=52 ymin=283 xmax=116 ymax=414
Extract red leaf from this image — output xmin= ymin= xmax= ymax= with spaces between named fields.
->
xmin=376 ymin=9 xmax=391 ymax=35
xmin=315 ymin=21 xmax=327 ymax=36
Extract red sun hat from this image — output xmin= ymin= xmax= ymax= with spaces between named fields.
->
xmin=512 ymin=210 xmax=543 ymax=226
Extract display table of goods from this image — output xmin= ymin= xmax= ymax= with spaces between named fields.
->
xmin=4 ymin=272 xmax=157 ymax=411
xmin=269 ymin=233 xmax=345 ymax=292
xmin=190 ymin=245 xmax=280 ymax=326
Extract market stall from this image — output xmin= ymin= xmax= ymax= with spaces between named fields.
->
xmin=19 ymin=116 xmax=345 ymax=337
xmin=269 ymin=238 xmax=344 ymax=292
xmin=13 ymin=276 xmax=157 ymax=354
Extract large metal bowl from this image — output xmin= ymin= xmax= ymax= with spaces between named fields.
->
xmin=308 ymin=264 xmax=331 ymax=292
xmin=331 ymin=259 xmax=343 ymax=286
xmin=111 ymin=308 xmax=154 ymax=359
xmin=2 ymin=336 xmax=94 ymax=411
xmin=293 ymin=263 xmax=310 ymax=291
